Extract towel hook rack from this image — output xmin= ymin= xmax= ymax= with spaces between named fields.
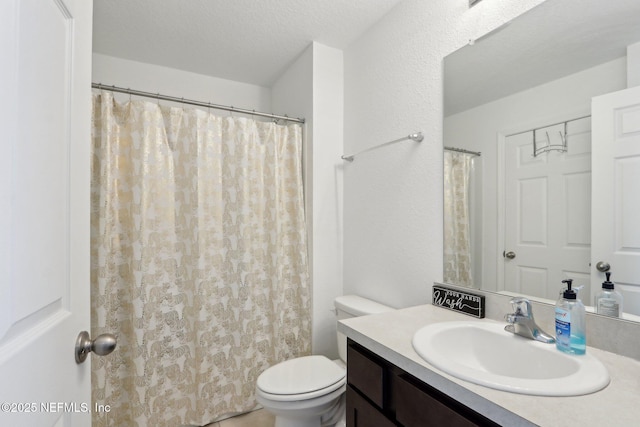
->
xmin=533 ymin=122 xmax=568 ymax=157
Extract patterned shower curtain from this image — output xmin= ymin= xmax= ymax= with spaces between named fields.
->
xmin=90 ymin=92 xmax=311 ymax=427
xmin=443 ymin=151 xmax=474 ymax=287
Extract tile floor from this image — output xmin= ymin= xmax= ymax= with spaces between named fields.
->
xmin=204 ymin=409 xmax=275 ymax=427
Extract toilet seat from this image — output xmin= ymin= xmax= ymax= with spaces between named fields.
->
xmin=257 ymin=355 xmax=346 ymax=402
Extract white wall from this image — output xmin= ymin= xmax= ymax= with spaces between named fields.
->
xmin=444 ymin=57 xmax=627 ymax=291
xmin=310 ymin=44 xmax=344 ymax=358
xmin=271 ymin=43 xmax=344 ymax=358
xmin=629 ymin=41 xmax=640 ymax=87
xmin=342 ymin=0 xmax=545 ymax=308
xmin=92 ymin=53 xmax=271 ymax=110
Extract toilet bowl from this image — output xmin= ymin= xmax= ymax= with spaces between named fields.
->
xmin=255 ymin=295 xmax=393 ymax=427
xmin=256 ymin=355 xmax=346 ymax=427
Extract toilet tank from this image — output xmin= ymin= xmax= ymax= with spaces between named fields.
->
xmin=334 ymin=295 xmax=394 ymax=362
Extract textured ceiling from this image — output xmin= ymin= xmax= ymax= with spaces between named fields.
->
xmin=445 ymin=0 xmax=640 ymax=116
xmin=93 ymin=0 xmax=402 ymax=86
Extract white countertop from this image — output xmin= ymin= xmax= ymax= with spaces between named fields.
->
xmin=338 ymin=304 xmax=640 ymax=427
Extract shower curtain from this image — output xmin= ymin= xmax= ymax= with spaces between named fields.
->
xmin=443 ymin=151 xmax=474 ymax=287
xmin=90 ymin=92 xmax=311 ymax=427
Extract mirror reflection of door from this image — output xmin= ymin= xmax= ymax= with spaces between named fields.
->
xmin=503 ymin=118 xmax=592 ymax=300
xmin=592 ymin=86 xmax=640 ymax=316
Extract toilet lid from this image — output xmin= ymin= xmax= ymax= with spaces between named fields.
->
xmin=257 ymin=355 xmax=345 ymax=396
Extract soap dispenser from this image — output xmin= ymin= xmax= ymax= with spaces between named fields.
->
xmin=595 ymin=272 xmax=623 ymax=318
xmin=555 ymin=279 xmax=586 ymax=355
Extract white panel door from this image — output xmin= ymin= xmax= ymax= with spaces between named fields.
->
xmin=0 ymin=0 xmax=93 ymax=426
xmin=592 ymin=86 xmax=640 ymax=316
xmin=504 ymin=119 xmax=592 ymax=300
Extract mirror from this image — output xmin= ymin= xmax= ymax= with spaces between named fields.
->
xmin=443 ymin=0 xmax=640 ymax=321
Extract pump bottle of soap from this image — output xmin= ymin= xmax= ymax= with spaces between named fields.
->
xmin=555 ymin=279 xmax=586 ymax=355
xmin=595 ymin=272 xmax=623 ymax=318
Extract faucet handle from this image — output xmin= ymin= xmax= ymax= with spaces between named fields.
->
xmin=504 ymin=313 xmax=517 ymax=323
xmin=509 ymin=297 xmax=532 ymax=318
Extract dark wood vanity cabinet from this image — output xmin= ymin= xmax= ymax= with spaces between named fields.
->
xmin=346 ymin=339 xmax=500 ymax=427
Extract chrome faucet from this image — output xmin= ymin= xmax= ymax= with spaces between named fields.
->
xmin=504 ymin=297 xmax=555 ymax=343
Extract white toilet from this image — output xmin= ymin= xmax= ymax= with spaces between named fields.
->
xmin=255 ymin=295 xmax=393 ymax=427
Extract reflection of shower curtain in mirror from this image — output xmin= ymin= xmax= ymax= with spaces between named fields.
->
xmin=90 ymin=92 xmax=311 ymax=427
xmin=443 ymin=151 xmax=473 ymax=287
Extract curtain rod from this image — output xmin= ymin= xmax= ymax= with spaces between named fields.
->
xmin=341 ymin=132 xmax=424 ymax=162
xmin=444 ymin=146 xmax=481 ymax=156
xmin=91 ymin=83 xmax=305 ymax=124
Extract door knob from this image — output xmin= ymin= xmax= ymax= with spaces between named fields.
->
xmin=595 ymin=261 xmax=611 ymax=272
xmin=504 ymin=251 xmax=516 ymax=259
xmin=75 ymin=331 xmax=117 ymax=364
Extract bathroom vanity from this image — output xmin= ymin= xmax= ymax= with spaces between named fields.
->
xmin=339 ymin=304 xmax=640 ymax=426
xmin=347 ymin=339 xmax=499 ymax=426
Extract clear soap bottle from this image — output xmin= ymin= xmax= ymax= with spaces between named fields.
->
xmin=595 ymin=272 xmax=623 ymax=318
xmin=555 ymin=279 xmax=586 ymax=355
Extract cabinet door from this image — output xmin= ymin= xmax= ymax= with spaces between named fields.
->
xmin=396 ymin=374 xmax=497 ymax=427
xmin=347 ymin=341 xmax=386 ymax=408
xmin=346 ymin=386 xmax=396 ymax=427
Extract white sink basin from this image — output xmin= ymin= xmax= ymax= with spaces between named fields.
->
xmin=412 ymin=320 xmax=610 ymax=396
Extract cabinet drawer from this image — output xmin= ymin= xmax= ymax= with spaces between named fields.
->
xmin=396 ymin=374 xmax=496 ymax=427
xmin=346 ymin=385 xmax=396 ymax=427
xmin=347 ymin=341 xmax=386 ymax=408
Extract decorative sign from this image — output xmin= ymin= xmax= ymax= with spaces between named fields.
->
xmin=432 ymin=285 xmax=485 ymax=318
